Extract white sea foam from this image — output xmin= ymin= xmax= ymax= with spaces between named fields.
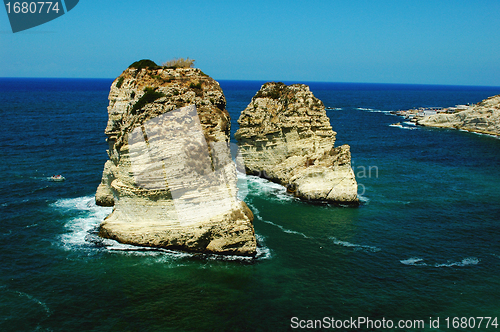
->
xmin=358 ymin=194 xmax=370 ymax=205
xmin=0 ymin=287 xmax=51 ymax=330
xmin=236 ymin=171 xmax=249 ymax=201
xmin=102 ymin=236 xmax=272 ymax=262
xmin=400 ymin=257 xmax=427 ymax=266
xmin=255 ymin=234 xmax=272 ymax=260
xmin=52 ymin=196 xmax=112 ymax=250
xmin=403 ymin=121 xmax=416 ymax=126
xmin=13 ymin=290 xmax=51 ymax=317
xmin=389 ymin=123 xmax=417 ymax=130
xmin=401 ymin=257 xmax=480 ymax=267
xmin=330 ymin=237 xmax=381 ymax=252
xmin=357 ymin=107 xmax=394 ymax=116
xmin=247 ymin=202 xmax=309 ymax=238
xmin=53 ymin=196 xmax=271 ymax=262
xmin=244 ymin=174 xmax=295 ymax=203
xmin=52 ymin=195 xmax=105 ymax=212
xmin=103 ymin=240 xmax=193 ymax=259
xmin=470 ymin=131 xmax=500 ymax=140
xmin=435 ymin=257 xmax=480 ymax=268
xmin=457 ymin=128 xmax=499 ymax=139
xmin=202 ymin=234 xmax=272 ymax=262
xmin=262 ymin=220 xmax=309 ymax=238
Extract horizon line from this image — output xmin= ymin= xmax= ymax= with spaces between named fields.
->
xmin=1 ymin=76 xmax=500 ymax=89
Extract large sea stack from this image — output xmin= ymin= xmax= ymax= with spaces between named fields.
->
xmin=235 ymin=82 xmax=359 ymax=205
xmin=95 ymin=60 xmax=256 ymax=256
xmin=417 ymin=94 xmax=500 ymax=136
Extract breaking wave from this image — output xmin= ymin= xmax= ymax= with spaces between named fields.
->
xmin=356 ymin=107 xmax=395 ymax=116
xmin=330 ymin=237 xmax=381 ymax=252
xmin=247 ymin=202 xmax=309 ymax=239
xmin=242 ymin=174 xmax=296 ymax=203
xmin=52 ymin=196 xmax=271 ymax=262
xmin=458 ymin=129 xmax=500 ymax=140
xmin=400 ymin=257 xmax=427 ymax=266
xmin=358 ymin=194 xmax=370 ymax=205
xmin=400 ymin=257 xmax=480 ymax=267
xmin=52 ymin=196 xmax=112 ymax=250
xmin=435 ymin=257 xmax=480 ymax=267
xmin=389 ymin=123 xmax=417 ymax=130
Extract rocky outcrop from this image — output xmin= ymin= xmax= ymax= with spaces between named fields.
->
xmin=418 ymin=94 xmax=500 ymax=136
xmin=95 ymin=60 xmax=256 ymax=256
xmin=235 ymin=82 xmax=359 ymax=205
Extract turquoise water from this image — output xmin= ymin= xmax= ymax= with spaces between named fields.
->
xmin=1 ymin=78 xmax=500 ymax=331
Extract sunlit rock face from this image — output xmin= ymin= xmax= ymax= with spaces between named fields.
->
xmin=418 ymin=94 xmax=500 ymax=136
xmin=235 ymin=82 xmax=359 ymax=205
xmin=96 ymin=64 xmax=256 ymax=256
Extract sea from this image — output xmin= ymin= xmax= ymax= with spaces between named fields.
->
xmin=1 ymin=77 xmax=500 ymax=331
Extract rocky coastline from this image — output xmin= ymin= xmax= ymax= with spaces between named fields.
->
xmin=394 ymin=94 xmax=500 ymax=136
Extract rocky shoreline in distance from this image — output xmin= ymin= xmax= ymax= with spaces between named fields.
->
xmin=393 ymin=94 xmax=500 ymax=136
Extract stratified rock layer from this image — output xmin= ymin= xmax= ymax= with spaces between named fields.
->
xmin=235 ymin=82 xmax=358 ymax=205
xmin=96 ymin=64 xmax=256 ymax=256
xmin=418 ymin=94 xmax=500 ymax=136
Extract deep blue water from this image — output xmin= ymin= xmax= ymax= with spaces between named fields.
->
xmin=1 ymin=78 xmax=500 ymax=331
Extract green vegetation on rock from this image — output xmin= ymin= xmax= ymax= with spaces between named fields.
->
xmin=116 ymin=76 xmax=125 ymax=88
xmin=189 ymin=82 xmax=202 ymax=89
xmin=131 ymin=87 xmax=165 ymax=114
xmin=129 ymin=59 xmax=160 ymax=71
xmin=254 ymin=82 xmax=286 ymax=100
xmin=189 ymin=81 xmax=203 ymax=97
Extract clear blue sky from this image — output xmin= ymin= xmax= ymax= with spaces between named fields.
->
xmin=1 ymin=0 xmax=499 ymax=86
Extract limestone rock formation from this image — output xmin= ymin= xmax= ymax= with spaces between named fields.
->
xmin=418 ymin=94 xmax=500 ymax=136
xmin=95 ymin=60 xmax=256 ymax=256
xmin=235 ymin=82 xmax=359 ymax=205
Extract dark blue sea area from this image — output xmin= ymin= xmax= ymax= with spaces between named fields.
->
xmin=1 ymin=77 xmax=500 ymax=331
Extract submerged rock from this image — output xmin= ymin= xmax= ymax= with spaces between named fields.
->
xmin=235 ymin=82 xmax=359 ymax=205
xmin=95 ymin=60 xmax=256 ymax=256
xmin=418 ymin=94 xmax=500 ymax=136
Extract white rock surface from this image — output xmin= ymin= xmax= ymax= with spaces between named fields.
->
xmin=235 ymin=82 xmax=359 ymax=205
xmin=96 ymin=64 xmax=256 ymax=256
xmin=418 ymin=94 xmax=500 ymax=136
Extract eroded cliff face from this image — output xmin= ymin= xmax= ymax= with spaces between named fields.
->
xmin=418 ymin=94 xmax=500 ymax=136
xmin=95 ymin=63 xmax=256 ymax=256
xmin=235 ymin=82 xmax=359 ymax=205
